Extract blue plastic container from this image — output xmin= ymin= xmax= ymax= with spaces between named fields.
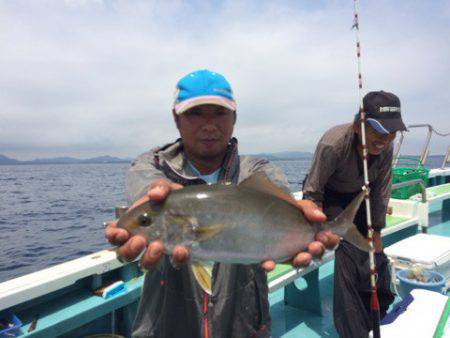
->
xmin=396 ymin=269 xmax=446 ymax=299
xmin=0 ymin=313 xmax=22 ymax=337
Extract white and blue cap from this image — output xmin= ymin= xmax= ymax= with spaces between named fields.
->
xmin=357 ymin=91 xmax=407 ymax=135
xmin=173 ymin=69 xmax=236 ymax=115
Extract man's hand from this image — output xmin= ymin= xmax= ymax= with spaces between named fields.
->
xmin=261 ymin=199 xmax=341 ymax=272
xmin=105 ymin=179 xmax=185 ymax=269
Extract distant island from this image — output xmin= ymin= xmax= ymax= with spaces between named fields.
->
xmin=1 ymin=152 xmax=444 ymax=165
xmin=249 ymin=151 xmax=313 ymax=160
xmin=0 ymin=151 xmax=313 ymax=165
xmin=0 ymin=154 xmax=132 ymax=165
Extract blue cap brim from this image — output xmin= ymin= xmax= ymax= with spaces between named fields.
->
xmin=367 ymin=118 xmax=390 ymax=135
xmin=174 ymin=95 xmax=236 ymax=115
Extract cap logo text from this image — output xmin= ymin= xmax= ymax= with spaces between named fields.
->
xmin=379 ymin=106 xmax=400 ymax=113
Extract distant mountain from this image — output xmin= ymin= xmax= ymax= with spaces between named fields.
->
xmin=1 ymin=151 xmax=313 ymax=165
xmin=81 ymin=156 xmax=131 ymax=164
xmin=31 ymin=157 xmax=84 ymax=164
xmin=0 ymin=154 xmax=21 ymax=165
xmin=0 ymin=154 xmax=131 ymax=165
xmin=249 ymin=151 xmax=313 ymax=160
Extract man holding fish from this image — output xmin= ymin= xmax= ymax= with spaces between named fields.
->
xmin=105 ymin=69 xmax=343 ymax=338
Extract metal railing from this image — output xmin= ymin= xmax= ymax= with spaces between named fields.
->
xmin=394 ymin=124 xmax=450 ymax=168
xmin=393 ymin=124 xmax=433 ymax=168
xmin=391 ymin=179 xmax=427 ymax=203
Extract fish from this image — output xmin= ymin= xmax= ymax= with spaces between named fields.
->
xmin=406 ymin=264 xmax=427 ymax=282
xmin=117 ymin=172 xmax=371 ymax=293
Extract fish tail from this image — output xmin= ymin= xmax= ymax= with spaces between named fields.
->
xmin=322 ymin=190 xmax=371 ymax=252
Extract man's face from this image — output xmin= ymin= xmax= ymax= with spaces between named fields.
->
xmin=359 ymin=123 xmax=396 ymax=155
xmin=175 ymin=104 xmax=235 ymax=160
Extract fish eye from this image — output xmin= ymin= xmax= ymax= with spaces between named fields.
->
xmin=138 ymin=213 xmax=153 ymax=227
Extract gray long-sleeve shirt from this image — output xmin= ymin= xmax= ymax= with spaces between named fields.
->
xmin=303 ymin=123 xmax=392 ymax=231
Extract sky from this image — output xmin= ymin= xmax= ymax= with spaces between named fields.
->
xmin=1 ymin=0 xmax=449 ymax=160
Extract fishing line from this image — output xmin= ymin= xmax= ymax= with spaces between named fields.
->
xmin=352 ymin=1 xmax=381 ymax=337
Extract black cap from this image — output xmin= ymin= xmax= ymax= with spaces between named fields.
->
xmin=357 ymin=91 xmax=407 ymax=134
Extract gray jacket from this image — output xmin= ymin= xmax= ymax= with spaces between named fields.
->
xmin=303 ymin=124 xmax=392 ymax=232
xmin=127 ymin=138 xmax=289 ymax=338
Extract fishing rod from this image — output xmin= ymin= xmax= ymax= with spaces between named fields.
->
xmin=352 ymin=1 xmax=381 ymax=337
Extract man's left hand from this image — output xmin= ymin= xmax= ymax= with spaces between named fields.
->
xmin=261 ymin=199 xmax=341 ymax=272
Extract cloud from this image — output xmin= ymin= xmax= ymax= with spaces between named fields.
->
xmin=0 ymin=0 xmax=449 ymax=160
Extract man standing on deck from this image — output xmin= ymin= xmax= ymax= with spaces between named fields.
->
xmin=303 ymin=91 xmax=407 ymax=337
xmin=105 ymin=69 xmax=339 ymax=338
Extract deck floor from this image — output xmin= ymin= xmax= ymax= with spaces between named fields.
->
xmin=270 ymin=261 xmax=338 ymax=337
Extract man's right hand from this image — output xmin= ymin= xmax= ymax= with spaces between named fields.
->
xmin=105 ymin=179 xmax=187 ymax=269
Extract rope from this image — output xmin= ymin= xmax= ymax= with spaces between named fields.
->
xmin=352 ymin=1 xmax=381 ymax=337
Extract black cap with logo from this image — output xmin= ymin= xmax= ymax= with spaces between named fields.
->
xmin=356 ymin=91 xmax=407 ymax=134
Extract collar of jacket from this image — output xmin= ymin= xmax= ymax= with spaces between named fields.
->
xmin=153 ymin=137 xmax=240 ymax=185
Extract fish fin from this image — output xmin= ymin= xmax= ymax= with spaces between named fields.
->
xmin=166 ymin=210 xmax=222 ymax=241
xmin=191 ymin=261 xmax=212 ymax=295
xmin=239 ymin=172 xmax=298 ymax=207
xmin=343 ymin=226 xmax=371 ymax=252
xmin=193 ymin=224 xmax=223 ymax=241
xmin=166 ymin=209 xmax=195 ymax=226
xmin=166 ymin=210 xmax=202 ymax=238
xmin=322 ymin=190 xmax=371 ymax=252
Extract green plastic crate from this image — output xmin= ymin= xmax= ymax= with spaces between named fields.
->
xmin=391 ymin=165 xmax=430 ymax=199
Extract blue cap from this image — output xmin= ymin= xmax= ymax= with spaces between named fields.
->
xmin=173 ymin=69 xmax=236 ymax=115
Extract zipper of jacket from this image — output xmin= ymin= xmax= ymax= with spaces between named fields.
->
xmin=221 ymin=139 xmax=238 ymax=182
xmin=203 ymin=291 xmax=209 ymax=338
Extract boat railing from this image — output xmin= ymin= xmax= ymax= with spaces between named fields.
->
xmin=392 ymin=179 xmax=427 ymax=203
xmin=393 ymin=124 xmax=433 ymax=167
xmin=394 ymin=124 xmax=450 ymax=168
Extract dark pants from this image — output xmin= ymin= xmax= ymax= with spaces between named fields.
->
xmin=324 ymin=189 xmax=395 ymax=338
xmin=333 ymin=241 xmax=394 ymax=338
